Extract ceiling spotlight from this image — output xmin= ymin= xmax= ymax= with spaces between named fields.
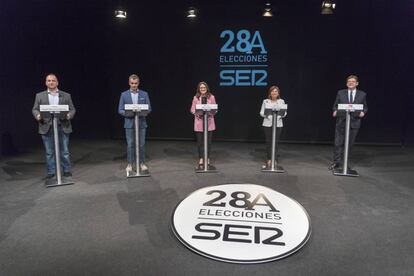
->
xmin=187 ymin=7 xmax=197 ymax=18
xmin=262 ymin=3 xmax=273 ymax=17
xmin=321 ymin=0 xmax=336 ymax=15
xmin=115 ymin=10 xmax=127 ymax=19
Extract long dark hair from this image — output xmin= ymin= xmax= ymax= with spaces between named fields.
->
xmin=267 ymin=85 xmax=280 ymax=100
xmin=196 ymin=81 xmax=212 ymax=99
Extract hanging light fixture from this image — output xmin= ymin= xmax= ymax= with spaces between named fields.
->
xmin=187 ymin=7 xmax=197 ymax=18
xmin=262 ymin=3 xmax=273 ymax=17
xmin=115 ymin=10 xmax=127 ymax=19
xmin=321 ymin=0 xmax=336 ymax=15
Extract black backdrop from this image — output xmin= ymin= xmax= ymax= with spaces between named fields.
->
xmin=1 ymin=0 xmax=413 ymax=154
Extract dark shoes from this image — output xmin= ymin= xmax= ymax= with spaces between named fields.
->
xmin=45 ymin=172 xmax=71 ymax=179
xmin=63 ymin=172 xmax=72 ymax=177
xmin=328 ymin=163 xmax=340 ymax=170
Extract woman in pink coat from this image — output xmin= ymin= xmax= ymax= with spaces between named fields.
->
xmin=190 ymin=82 xmax=217 ymax=169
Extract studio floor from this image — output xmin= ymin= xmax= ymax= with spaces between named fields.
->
xmin=0 ymin=140 xmax=413 ymax=276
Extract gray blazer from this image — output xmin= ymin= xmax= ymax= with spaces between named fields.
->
xmin=32 ymin=90 xmax=76 ymax=135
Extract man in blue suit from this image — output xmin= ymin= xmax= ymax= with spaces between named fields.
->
xmin=329 ymin=75 xmax=368 ymax=170
xmin=118 ymin=74 xmax=151 ymax=173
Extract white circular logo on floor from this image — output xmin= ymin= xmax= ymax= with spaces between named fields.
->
xmin=171 ymin=184 xmax=311 ymax=264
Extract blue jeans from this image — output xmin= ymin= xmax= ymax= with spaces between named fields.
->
xmin=41 ymin=127 xmax=71 ymax=175
xmin=125 ymin=128 xmax=146 ymax=164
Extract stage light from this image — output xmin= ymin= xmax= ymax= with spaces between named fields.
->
xmin=115 ymin=10 xmax=127 ymax=18
xmin=321 ymin=0 xmax=336 ymax=15
xmin=262 ymin=3 xmax=273 ymax=17
xmin=187 ymin=7 xmax=197 ymax=18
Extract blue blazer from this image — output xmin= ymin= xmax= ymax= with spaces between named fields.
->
xmin=118 ymin=89 xmax=152 ymax=129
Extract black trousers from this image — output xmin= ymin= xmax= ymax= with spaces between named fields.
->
xmin=196 ymin=131 xmax=212 ymax=159
xmin=264 ymin=126 xmax=282 ymax=160
xmin=333 ymin=123 xmax=359 ymax=164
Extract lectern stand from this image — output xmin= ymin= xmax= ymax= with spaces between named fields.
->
xmin=40 ymin=104 xmax=74 ymax=187
xmin=195 ymin=103 xmax=218 ymax=173
xmin=333 ymin=103 xmax=364 ymax=177
xmin=125 ymin=104 xmax=150 ymax=178
xmin=261 ymin=102 xmax=287 ymax=173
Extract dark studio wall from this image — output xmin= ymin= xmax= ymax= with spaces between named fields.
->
xmin=0 ymin=0 xmax=111 ymax=155
xmin=106 ymin=0 xmax=414 ymax=144
xmin=1 ymin=0 xmax=413 ymax=156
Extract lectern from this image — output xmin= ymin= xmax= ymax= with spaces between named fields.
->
xmin=39 ymin=104 xmax=74 ymax=187
xmin=195 ymin=103 xmax=218 ymax=173
xmin=125 ymin=104 xmax=150 ymax=178
xmin=333 ymin=103 xmax=364 ymax=177
xmin=261 ymin=102 xmax=287 ymax=173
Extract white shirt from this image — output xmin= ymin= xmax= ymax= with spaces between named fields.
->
xmin=47 ymin=89 xmax=59 ymax=105
xmin=130 ymin=90 xmax=139 ymax=104
xmin=260 ymin=98 xmax=287 ymax=127
xmin=348 ymin=89 xmax=356 ymax=103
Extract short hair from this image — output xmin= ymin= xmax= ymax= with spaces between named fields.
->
xmin=347 ymin=75 xmax=358 ymax=82
xmin=267 ymin=85 xmax=281 ymax=99
xmin=45 ymin=73 xmax=58 ymax=81
xmin=129 ymin=74 xmax=140 ymax=81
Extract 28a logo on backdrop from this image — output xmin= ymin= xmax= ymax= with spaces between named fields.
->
xmin=171 ymin=184 xmax=311 ymax=264
xmin=219 ymin=30 xmax=268 ymax=87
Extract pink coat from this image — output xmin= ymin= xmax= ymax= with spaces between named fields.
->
xmin=190 ymin=95 xmax=217 ymax=132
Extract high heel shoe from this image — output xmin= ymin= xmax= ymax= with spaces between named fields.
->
xmin=126 ymin=164 xmax=133 ymax=177
xmin=197 ymin=159 xmax=204 ymax=170
xmin=262 ymin=160 xmax=271 ymax=169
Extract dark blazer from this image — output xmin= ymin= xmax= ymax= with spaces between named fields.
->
xmin=32 ymin=90 xmax=76 ymax=134
xmin=332 ymin=89 xmax=368 ymax=129
xmin=118 ymin=89 xmax=152 ymax=129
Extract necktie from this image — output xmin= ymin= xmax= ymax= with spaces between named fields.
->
xmin=349 ymin=91 xmax=352 ymax=103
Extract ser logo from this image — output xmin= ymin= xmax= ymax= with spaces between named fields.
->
xmin=219 ymin=29 xmax=268 ymax=87
xmin=172 ymin=184 xmax=311 ymax=264
xmin=193 ymin=190 xmax=285 ymax=246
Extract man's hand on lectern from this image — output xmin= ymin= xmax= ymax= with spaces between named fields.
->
xmin=359 ymin=112 xmax=365 ymax=118
xmin=333 ymin=111 xmax=337 ymax=117
xmin=36 ymin=114 xmax=41 ymax=121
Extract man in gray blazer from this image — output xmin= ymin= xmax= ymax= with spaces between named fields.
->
xmin=329 ymin=75 xmax=368 ymax=170
xmin=32 ymin=74 xmax=76 ymax=179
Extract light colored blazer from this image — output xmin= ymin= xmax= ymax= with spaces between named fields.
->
xmin=260 ymin=98 xmax=287 ymax=127
xmin=190 ymin=95 xmax=217 ymax=132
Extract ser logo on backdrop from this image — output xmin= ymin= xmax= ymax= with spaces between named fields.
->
xmin=171 ymin=184 xmax=311 ymax=264
xmin=219 ymin=29 xmax=268 ymax=87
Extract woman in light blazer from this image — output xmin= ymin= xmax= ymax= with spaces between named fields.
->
xmin=259 ymin=85 xmax=287 ymax=168
xmin=190 ymin=82 xmax=217 ymax=169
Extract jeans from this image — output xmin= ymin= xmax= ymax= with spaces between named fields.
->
xmin=41 ymin=127 xmax=71 ymax=175
xmin=125 ymin=127 xmax=146 ymax=164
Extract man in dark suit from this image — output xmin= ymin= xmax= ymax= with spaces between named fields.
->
xmin=32 ymin=74 xmax=76 ymax=179
xmin=329 ymin=75 xmax=368 ymax=170
xmin=118 ymin=74 xmax=152 ymax=174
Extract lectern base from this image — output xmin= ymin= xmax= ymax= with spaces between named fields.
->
xmin=195 ymin=165 xmax=217 ymax=173
xmin=262 ymin=165 xmax=285 ymax=173
xmin=127 ymin=169 xmax=150 ymax=178
xmin=45 ymin=177 xmax=75 ymax=188
xmin=333 ymin=168 xmax=359 ymax=177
